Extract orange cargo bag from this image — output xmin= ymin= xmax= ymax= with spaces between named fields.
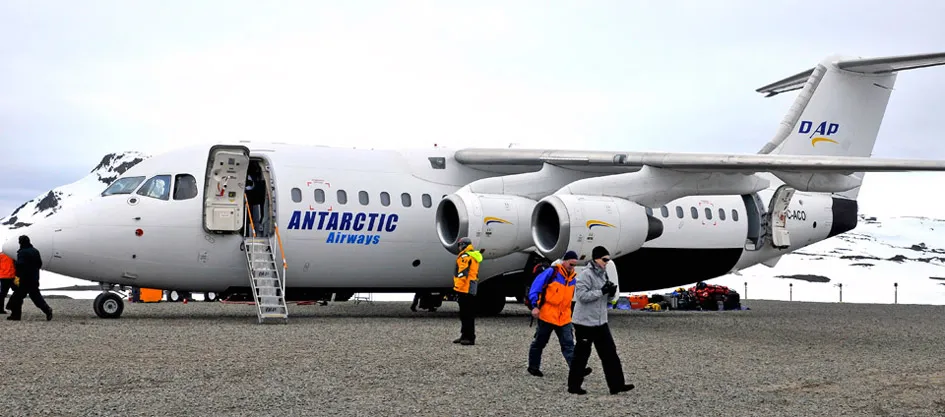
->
xmin=628 ymin=294 xmax=649 ymax=310
xmin=139 ymin=288 xmax=163 ymax=303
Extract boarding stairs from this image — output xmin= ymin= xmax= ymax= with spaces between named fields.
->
xmin=244 ymin=196 xmax=289 ymax=324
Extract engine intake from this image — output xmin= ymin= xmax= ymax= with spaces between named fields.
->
xmin=435 ymin=191 xmax=537 ymax=258
xmin=531 ymin=194 xmax=663 ymax=260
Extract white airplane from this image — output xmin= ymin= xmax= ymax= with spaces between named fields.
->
xmin=4 ymin=51 xmax=945 ymax=322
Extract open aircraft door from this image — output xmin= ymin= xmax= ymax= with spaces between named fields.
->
xmin=203 ymin=145 xmax=251 ymax=234
xmin=767 ymin=185 xmax=795 ymax=249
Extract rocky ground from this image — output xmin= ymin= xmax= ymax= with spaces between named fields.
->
xmin=1 ymin=298 xmax=943 ymax=416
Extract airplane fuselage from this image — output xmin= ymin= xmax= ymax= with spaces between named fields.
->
xmin=20 ymin=142 xmax=855 ymax=298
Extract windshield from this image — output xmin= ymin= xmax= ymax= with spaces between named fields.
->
xmin=102 ymin=176 xmax=146 ymax=196
xmin=136 ymin=175 xmax=171 ymax=200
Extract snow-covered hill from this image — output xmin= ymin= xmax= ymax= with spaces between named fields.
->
xmin=2 ymin=153 xmax=944 ymax=305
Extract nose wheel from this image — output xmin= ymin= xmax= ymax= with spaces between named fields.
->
xmin=93 ymin=292 xmax=125 ymax=319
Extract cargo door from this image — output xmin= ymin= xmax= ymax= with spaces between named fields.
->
xmin=203 ymin=145 xmax=251 ymax=233
xmin=767 ymin=185 xmax=795 ymax=249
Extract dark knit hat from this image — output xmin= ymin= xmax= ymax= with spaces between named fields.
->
xmin=563 ymin=251 xmax=578 ymax=261
xmin=592 ymin=246 xmax=609 ymax=260
xmin=18 ymin=235 xmax=30 ymax=246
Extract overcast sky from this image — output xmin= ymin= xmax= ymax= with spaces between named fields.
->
xmin=2 ymin=1 xmax=945 ymax=217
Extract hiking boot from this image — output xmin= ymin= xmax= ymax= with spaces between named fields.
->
xmin=609 ymin=384 xmax=635 ymax=395
xmin=568 ymin=387 xmax=587 ymax=395
xmin=453 ymin=337 xmax=463 ymax=344
xmin=527 ymin=368 xmax=543 ymax=377
xmin=459 ymin=339 xmax=475 ymax=346
xmin=6 ymin=315 xmax=19 ymax=321
xmin=45 ymin=310 xmax=53 ymax=321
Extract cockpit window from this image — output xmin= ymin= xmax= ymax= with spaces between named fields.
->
xmin=136 ymin=175 xmax=171 ymax=200
xmin=173 ymin=174 xmax=198 ymax=200
xmin=102 ymin=176 xmax=146 ymax=196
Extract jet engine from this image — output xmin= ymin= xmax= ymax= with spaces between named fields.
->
xmin=435 ymin=190 xmax=537 ymax=258
xmin=531 ymin=194 xmax=664 ymax=261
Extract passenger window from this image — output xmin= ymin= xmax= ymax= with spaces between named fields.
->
xmin=337 ymin=190 xmax=347 ymax=205
xmin=401 ymin=193 xmax=412 ymax=207
xmin=690 ymin=207 xmax=698 ymax=219
xmin=173 ymin=174 xmax=198 ymax=200
xmin=291 ymin=188 xmax=302 ymax=203
xmin=718 ymin=208 xmax=726 ymax=221
xmin=359 ymin=191 xmax=369 ymax=205
xmin=422 ymin=194 xmax=432 ymax=208
xmin=102 ymin=176 xmax=145 ymax=196
xmin=136 ymin=175 xmax=171 ymax=200
xmin=705 ymin=208 xmax=713 ymax=220
xmin=314 ymin=189 xmax=325 ymax=204
xmin=660 ymin=206 xmax=669 ymax=217
xmin=732 ymin=209 xmax=739 ymax=222
xmin=676 ymin=206 xmax=684 ymax=218
xmin=380 ymin=192 xmax=391 ymax=207
xmin=645 ymin=207 xmax=653 ymax=216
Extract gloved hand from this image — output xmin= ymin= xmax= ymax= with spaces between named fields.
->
xmin=601 ymin=281 xmax=617 ymax=297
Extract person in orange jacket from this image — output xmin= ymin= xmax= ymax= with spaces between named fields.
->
xmin=526 ymin=250 xmax=592 ymax=378
xmin=0 ymin=252 xmax=14 ymax=314
xmin=451 ymin=237 xmax=482 ymax=346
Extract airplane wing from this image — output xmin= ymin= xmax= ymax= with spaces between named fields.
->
xmin=453 ymin=148 xmax=945 ymax=172
xmin=453 ymin=148 xmax=945 ymax=195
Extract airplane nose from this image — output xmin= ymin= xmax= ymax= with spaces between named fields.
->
xmin=11 ymin=225 xmax=55 ymax=267
xmin=1 ymin=236 xmax=16 ymax=258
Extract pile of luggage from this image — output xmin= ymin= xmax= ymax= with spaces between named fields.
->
xmin=619 ymin=282 xmax=741 ymax=311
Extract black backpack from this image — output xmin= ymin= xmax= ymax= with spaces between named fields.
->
xmin=525 ymin=267 xmax=556 ymax=310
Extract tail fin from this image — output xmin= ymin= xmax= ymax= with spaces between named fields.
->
xmin=755 ymin=52 xmax=945 ymax=198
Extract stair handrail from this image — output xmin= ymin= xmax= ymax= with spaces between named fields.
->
xmin=263 ymin=175 xmax=288 ymax=293
xmin=242 ymin=195 xmax=263 ymax=321
xmin=244 ymin=196 xmax=257 ymax=239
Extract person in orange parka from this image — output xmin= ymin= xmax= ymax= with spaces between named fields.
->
xmin=0 ymin=252 xmax=15 ymax=314
xmin=526 ymin=250 xmax=592 ymax=378
xmin=451 ymin=237 xmax=482 ymax=346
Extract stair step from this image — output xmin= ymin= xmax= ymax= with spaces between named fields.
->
xmin=244 ymin=235 xmax=288 ymax=324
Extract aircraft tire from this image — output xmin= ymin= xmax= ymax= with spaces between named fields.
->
xmin=204 ymin=292 xmax=217 ymax=302
xmin=94 ymin=292 xmax=124 ymax=319
xmin=168 ymin=290 xmax=182 ymax=302
xmin=475 ymin=290 xmax=506 ymax=317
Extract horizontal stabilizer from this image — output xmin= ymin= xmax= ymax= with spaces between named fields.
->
xmin=836 ymin=52 xmax=945 ymax=74
xmin=756 ymin=51 xmax=945 ymax=97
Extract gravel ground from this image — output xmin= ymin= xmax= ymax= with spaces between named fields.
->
xmin=1 ymin=297 xmax=944 ymax=417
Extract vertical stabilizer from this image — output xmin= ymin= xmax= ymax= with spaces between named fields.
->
xmin=755 ymin=52 xmax=945 ymax=199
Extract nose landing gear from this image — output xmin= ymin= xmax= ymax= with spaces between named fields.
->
xmin=93 ymin=291 xmax=124 ymax=319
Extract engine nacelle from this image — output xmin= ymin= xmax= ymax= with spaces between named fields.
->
xmin=531 ymin=194 xmax=664 ymax=261
xmin=435 ymin=190 xmax=537 ymax=258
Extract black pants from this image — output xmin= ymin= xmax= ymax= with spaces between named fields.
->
xmin=567 ymin=323 xmax=626 ymax=391
xmin=6 ymin=280 xmax=51 ymax=319
xmin=457 ymin=293 xmax=476 ymax=341
xmin=0 ymin=279 xmax=12 ymax=310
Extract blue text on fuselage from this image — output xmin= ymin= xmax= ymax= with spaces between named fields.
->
xmin=286 ymin=210 xmax=399 ymax=246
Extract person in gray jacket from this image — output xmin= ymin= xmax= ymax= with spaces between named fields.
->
xmin=567 ymin=246 xmax=634 ymax=395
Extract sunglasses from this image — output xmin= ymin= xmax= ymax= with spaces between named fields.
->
xmin=601 ymin=257 xmax=611 ymax=263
